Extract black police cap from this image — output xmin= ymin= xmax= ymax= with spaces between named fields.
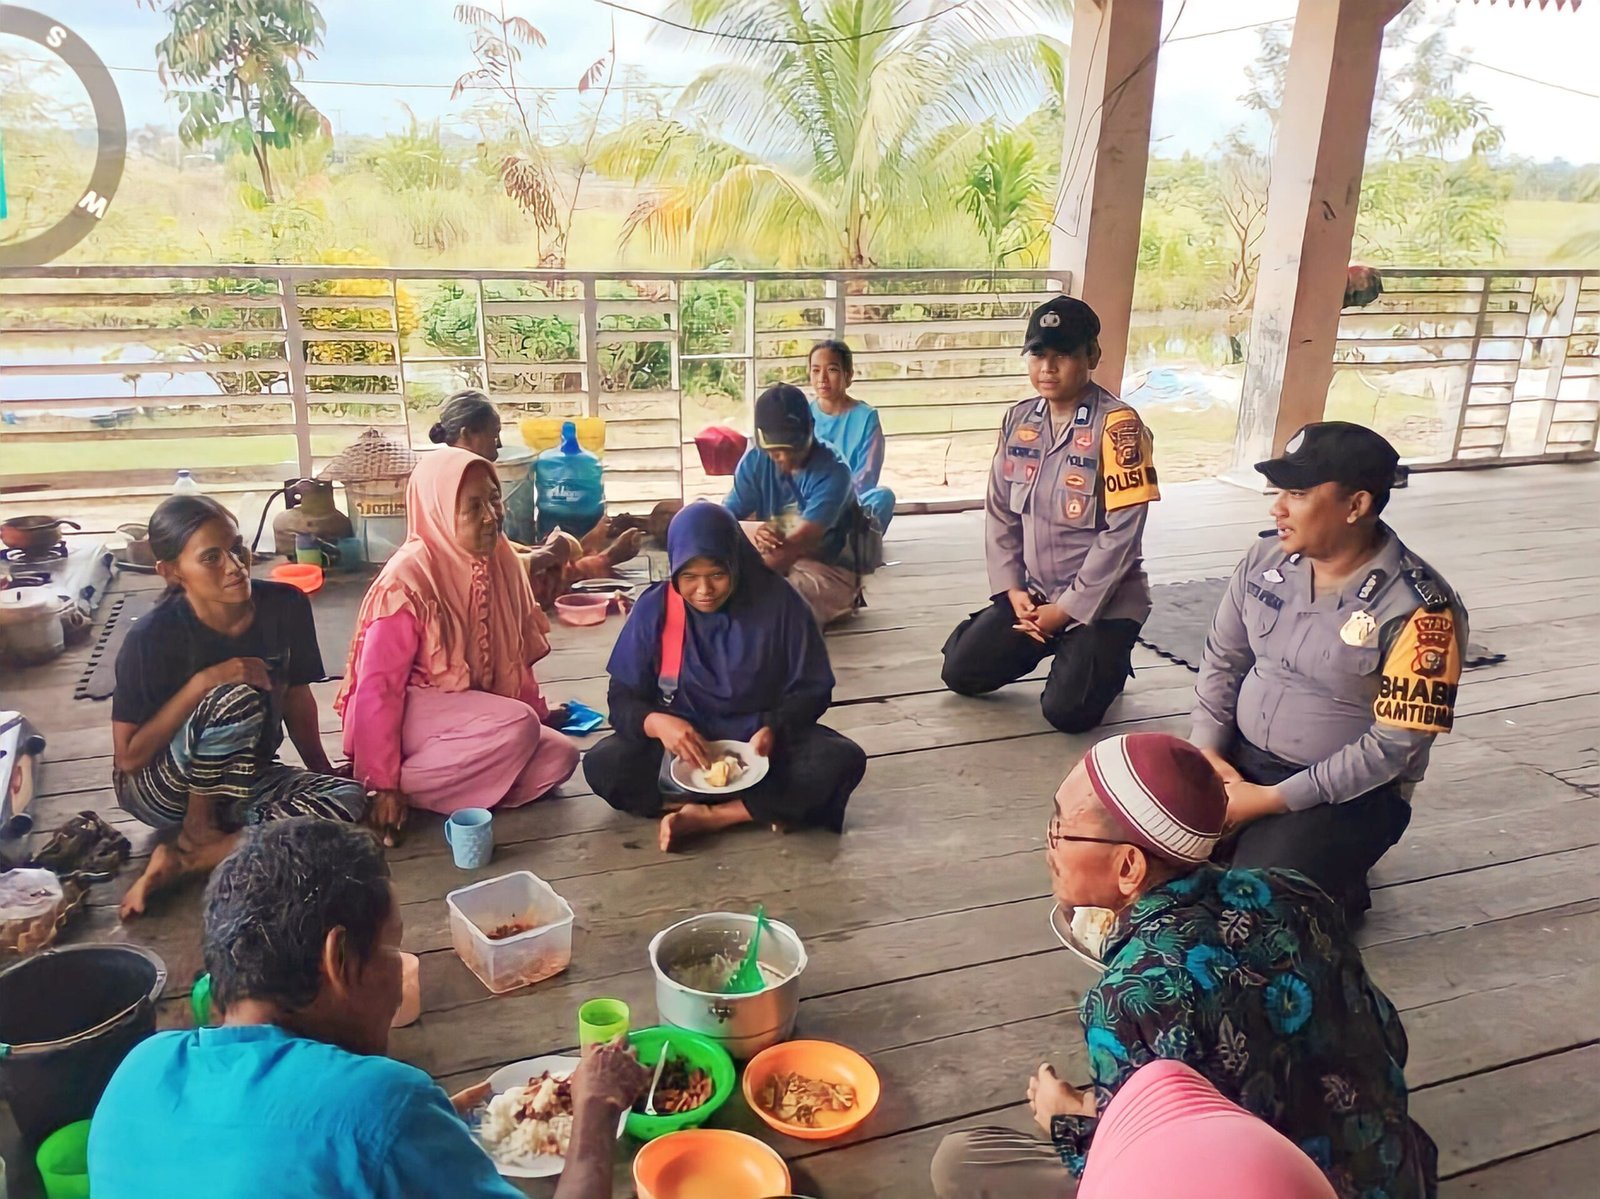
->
xmin=1023 ymin=296 xmax=1100 ymax=356
xmin=1255 ymin=422 xmax=1401 ymax=494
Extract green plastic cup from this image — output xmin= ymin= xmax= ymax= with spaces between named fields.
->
xmin=36 ymin=1120 xmax=92 ymax=1199
xmin=576 ymin=997 xmax=629 ymax=1048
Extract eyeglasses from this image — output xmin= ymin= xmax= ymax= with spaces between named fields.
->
xmin=1047 ymin=816 xmax=1130 ymax=851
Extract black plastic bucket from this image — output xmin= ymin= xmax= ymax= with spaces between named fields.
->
xmin=0 ymin=944 xmax=166 ymax=1147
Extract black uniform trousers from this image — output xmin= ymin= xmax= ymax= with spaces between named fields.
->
xmin=582 ymin=724 xmax=865 ymax=833
xmin=1223 ymin=739 xmax=1413 ymax=919
xmin=940 ymin=596 xmax=1141 ymax=734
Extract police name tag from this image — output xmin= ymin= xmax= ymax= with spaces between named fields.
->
xmin=1340 ymin=610 xmax=1378 ymax=646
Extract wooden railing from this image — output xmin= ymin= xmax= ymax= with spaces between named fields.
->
xmin=1333 ymin=268 xmax=1600 ymax=468
xmin=0 ymin=265 xmax=1063 ymax=507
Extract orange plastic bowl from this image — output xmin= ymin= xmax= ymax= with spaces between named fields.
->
xmin=269 ymin=562 xmax=324 ymax=594
xmin=632 ymin=1128 xmax=791 ymax=1199
xmin=742 ymin=1040 xmax=881 ymax=1141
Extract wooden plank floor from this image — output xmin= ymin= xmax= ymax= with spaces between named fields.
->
xmin=8 ymin=462 xmax=1599 ymax=1197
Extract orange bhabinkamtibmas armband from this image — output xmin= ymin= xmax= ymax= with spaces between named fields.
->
xmin=1374 ymin=608 xmax=1463 ymax=734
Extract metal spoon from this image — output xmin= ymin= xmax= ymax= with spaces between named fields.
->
xmin=644 ymin=1041 xmax=672 ymax=1116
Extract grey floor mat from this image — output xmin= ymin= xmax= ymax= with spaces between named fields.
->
xmin=76 ymin=591 xmax=161 ymax=700
xmin=1140 ymin=577 xmax=1502 ymax=672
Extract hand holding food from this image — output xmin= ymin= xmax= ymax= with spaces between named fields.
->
xmin=645 ymin=713 xmax=712 ymax=770
xmin=752 ymin=523 xmax=785 ymax=553
xmin=573 ymin=1037 xmax=652 ymax=1114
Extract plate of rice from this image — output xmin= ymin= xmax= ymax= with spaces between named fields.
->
xmin=474 ymin=1055 xmax=626 ymax=1178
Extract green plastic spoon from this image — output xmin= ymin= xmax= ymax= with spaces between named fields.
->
xmin=724 ymin=904 xmax=769 ymax=994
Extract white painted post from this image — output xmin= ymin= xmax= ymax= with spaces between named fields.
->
xmin=1533 ymin=275 xmax=1581 ymax=454
xmin=743 ymin=276 xmax=758 ymax=430
xmin=1228 ymin=0 xmax=1412 ymax=481
xmin=277 ymin=268 xmax=314 ymax=477
xmin=1049 ymin=0 xmax=1164 ymax=395
xmin=825 ymin=274 xmax=847 ymax=341
xmin=581 ymin=275 xmax=601 ymax=419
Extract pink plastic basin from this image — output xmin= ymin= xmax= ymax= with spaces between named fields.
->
xmin=555 ymin=593 xmax=610 ymax=626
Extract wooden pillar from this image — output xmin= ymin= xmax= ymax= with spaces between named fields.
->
xmin=1228 ymin=0 xmax=1411 ymax=480
xmin=1049 ymin=0 xmax=1163 ymax=396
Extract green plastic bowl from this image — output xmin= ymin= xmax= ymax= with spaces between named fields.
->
xmin=36 ymin=1119 xmax=92 ymax=1199
xmin=625 ymin=1026 xmax=737 ymax=1141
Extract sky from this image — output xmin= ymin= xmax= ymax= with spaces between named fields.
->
xmin=6 ymin=0 xmax=1599 ymax=162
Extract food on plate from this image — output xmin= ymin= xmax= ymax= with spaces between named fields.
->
xmin=1071 ymin=905 xmax=1117 ymax=957
xmin=484 ymin=918 xmax=538 ymax=941
xmin=478 ymin=1071 xmax=575 ymax=1161
xmin=757 ymin=1071 xmax=857 ymax=1128
xmin=632 ymin=1055 xmax=713 ymax=1115
xmin=704 ymin=753 xmax=745 ymax=789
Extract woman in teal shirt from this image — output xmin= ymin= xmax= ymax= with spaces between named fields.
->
xmin=89 ymin=818 xmax=648 ymax=1199
xmin=809 ymin=339 xmax=896 ymax=531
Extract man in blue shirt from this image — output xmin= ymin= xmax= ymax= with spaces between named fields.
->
xmin=89 ymin=818 xmax=648 ymax=1199
xmin=725 ymin=383 xmax=871 ymax=626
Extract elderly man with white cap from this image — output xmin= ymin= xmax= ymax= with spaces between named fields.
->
xmin=930 ymin=733 xmax=1438 ymax=1199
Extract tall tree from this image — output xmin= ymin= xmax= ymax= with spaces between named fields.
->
xmin=143 ymin=0 xmax=330 ymax=204
xmin=452 ymin=2 xmax=619 ymax=267
xmin=594 ymin=0 xmax=1067 ymax=268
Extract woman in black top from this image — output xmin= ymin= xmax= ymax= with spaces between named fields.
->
xmin=112 ymin=496 xmax=367 ymax=918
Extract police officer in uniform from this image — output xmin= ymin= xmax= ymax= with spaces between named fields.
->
xmin=1191 ymin=422 xmax=1468 ymax=916
xmin=942 ymin=297 xmax=1160 ymax=733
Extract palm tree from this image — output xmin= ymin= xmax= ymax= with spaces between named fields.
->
xmin=594 ymin=0 xmax=1067 ymax=268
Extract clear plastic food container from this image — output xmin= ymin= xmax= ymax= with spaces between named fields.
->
xmin=446 ymin=871 xmax=575 ymax=994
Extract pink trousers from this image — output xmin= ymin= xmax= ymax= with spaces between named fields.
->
xmin=397 ymin=687 xmax=579 ymax=814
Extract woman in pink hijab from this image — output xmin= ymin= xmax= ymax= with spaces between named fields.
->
xmin=336 ymin=447 xmax=579 ymax=844
xmin=1078 ymin=1060 xmax=1337 ymax=1199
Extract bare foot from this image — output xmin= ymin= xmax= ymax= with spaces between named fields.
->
xmin=603 ymin=528 xmax=644 ymax=567
xmin=119 ymin=843 xmax=185 ymax=920
xmin=579 ymin=516 xmax=614 ymax=557
xmin=658 ymin=801 xmax=752 ymax=852
xmin=119 ymin=832 xmax=240 ymax=920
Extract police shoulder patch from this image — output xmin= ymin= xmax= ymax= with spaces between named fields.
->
xmin=1374 ymin=607 xmax=1462 ymax=734
xmin=1100 ymin=408 xmax=1160 ymax=511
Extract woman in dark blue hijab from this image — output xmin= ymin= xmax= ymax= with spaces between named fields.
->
xmin=584 ymin=502 xmax=866 ymax=850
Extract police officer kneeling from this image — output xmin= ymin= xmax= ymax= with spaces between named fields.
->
xmin=1191 ymin=422 xmax=1468 ymax=918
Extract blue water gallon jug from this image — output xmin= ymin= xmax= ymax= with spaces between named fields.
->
xmin=534 ymin=420 xmax=604 ymax=540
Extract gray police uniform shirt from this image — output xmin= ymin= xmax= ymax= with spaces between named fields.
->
xmin=984 ymin=383 xmax=1160 ymax=626
xmin=1190 ymin=525 xmax=1469 ymax=811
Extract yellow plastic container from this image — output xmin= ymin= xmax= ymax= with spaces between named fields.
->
xmin=520 ymin=416 xmax=607 ymax=458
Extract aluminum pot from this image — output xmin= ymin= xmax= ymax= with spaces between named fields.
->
xmin=648 ymin=912 xmax=806 ymax=1060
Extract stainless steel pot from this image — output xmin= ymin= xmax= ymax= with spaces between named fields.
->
xmin=648 ymin=912 xmax=806 ymax=1060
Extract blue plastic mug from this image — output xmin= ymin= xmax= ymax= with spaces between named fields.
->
xmin=444 ymin=808 xmax=494 ymax=869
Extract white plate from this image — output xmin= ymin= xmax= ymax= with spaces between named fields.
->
xmin=1048 ymin=902 xmax=1108 ymax=973
xmin=474 ymin=1054 xmax=627 ymax=1178
xmin=570 ymin=577 xmax=637 ymax=593
xmin=669 ymin=739 xmax=770 ymax=795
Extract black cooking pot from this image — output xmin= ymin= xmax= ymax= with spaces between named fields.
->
xmin=0 ymin=516 xmax=80 ymax=554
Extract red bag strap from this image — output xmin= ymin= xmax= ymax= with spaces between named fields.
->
xmin=658 ymin=582 xmax=686 ymax=703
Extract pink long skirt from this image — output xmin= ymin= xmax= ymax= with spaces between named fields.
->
xmin=398 ymin=687 xmax=579 ymax=814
